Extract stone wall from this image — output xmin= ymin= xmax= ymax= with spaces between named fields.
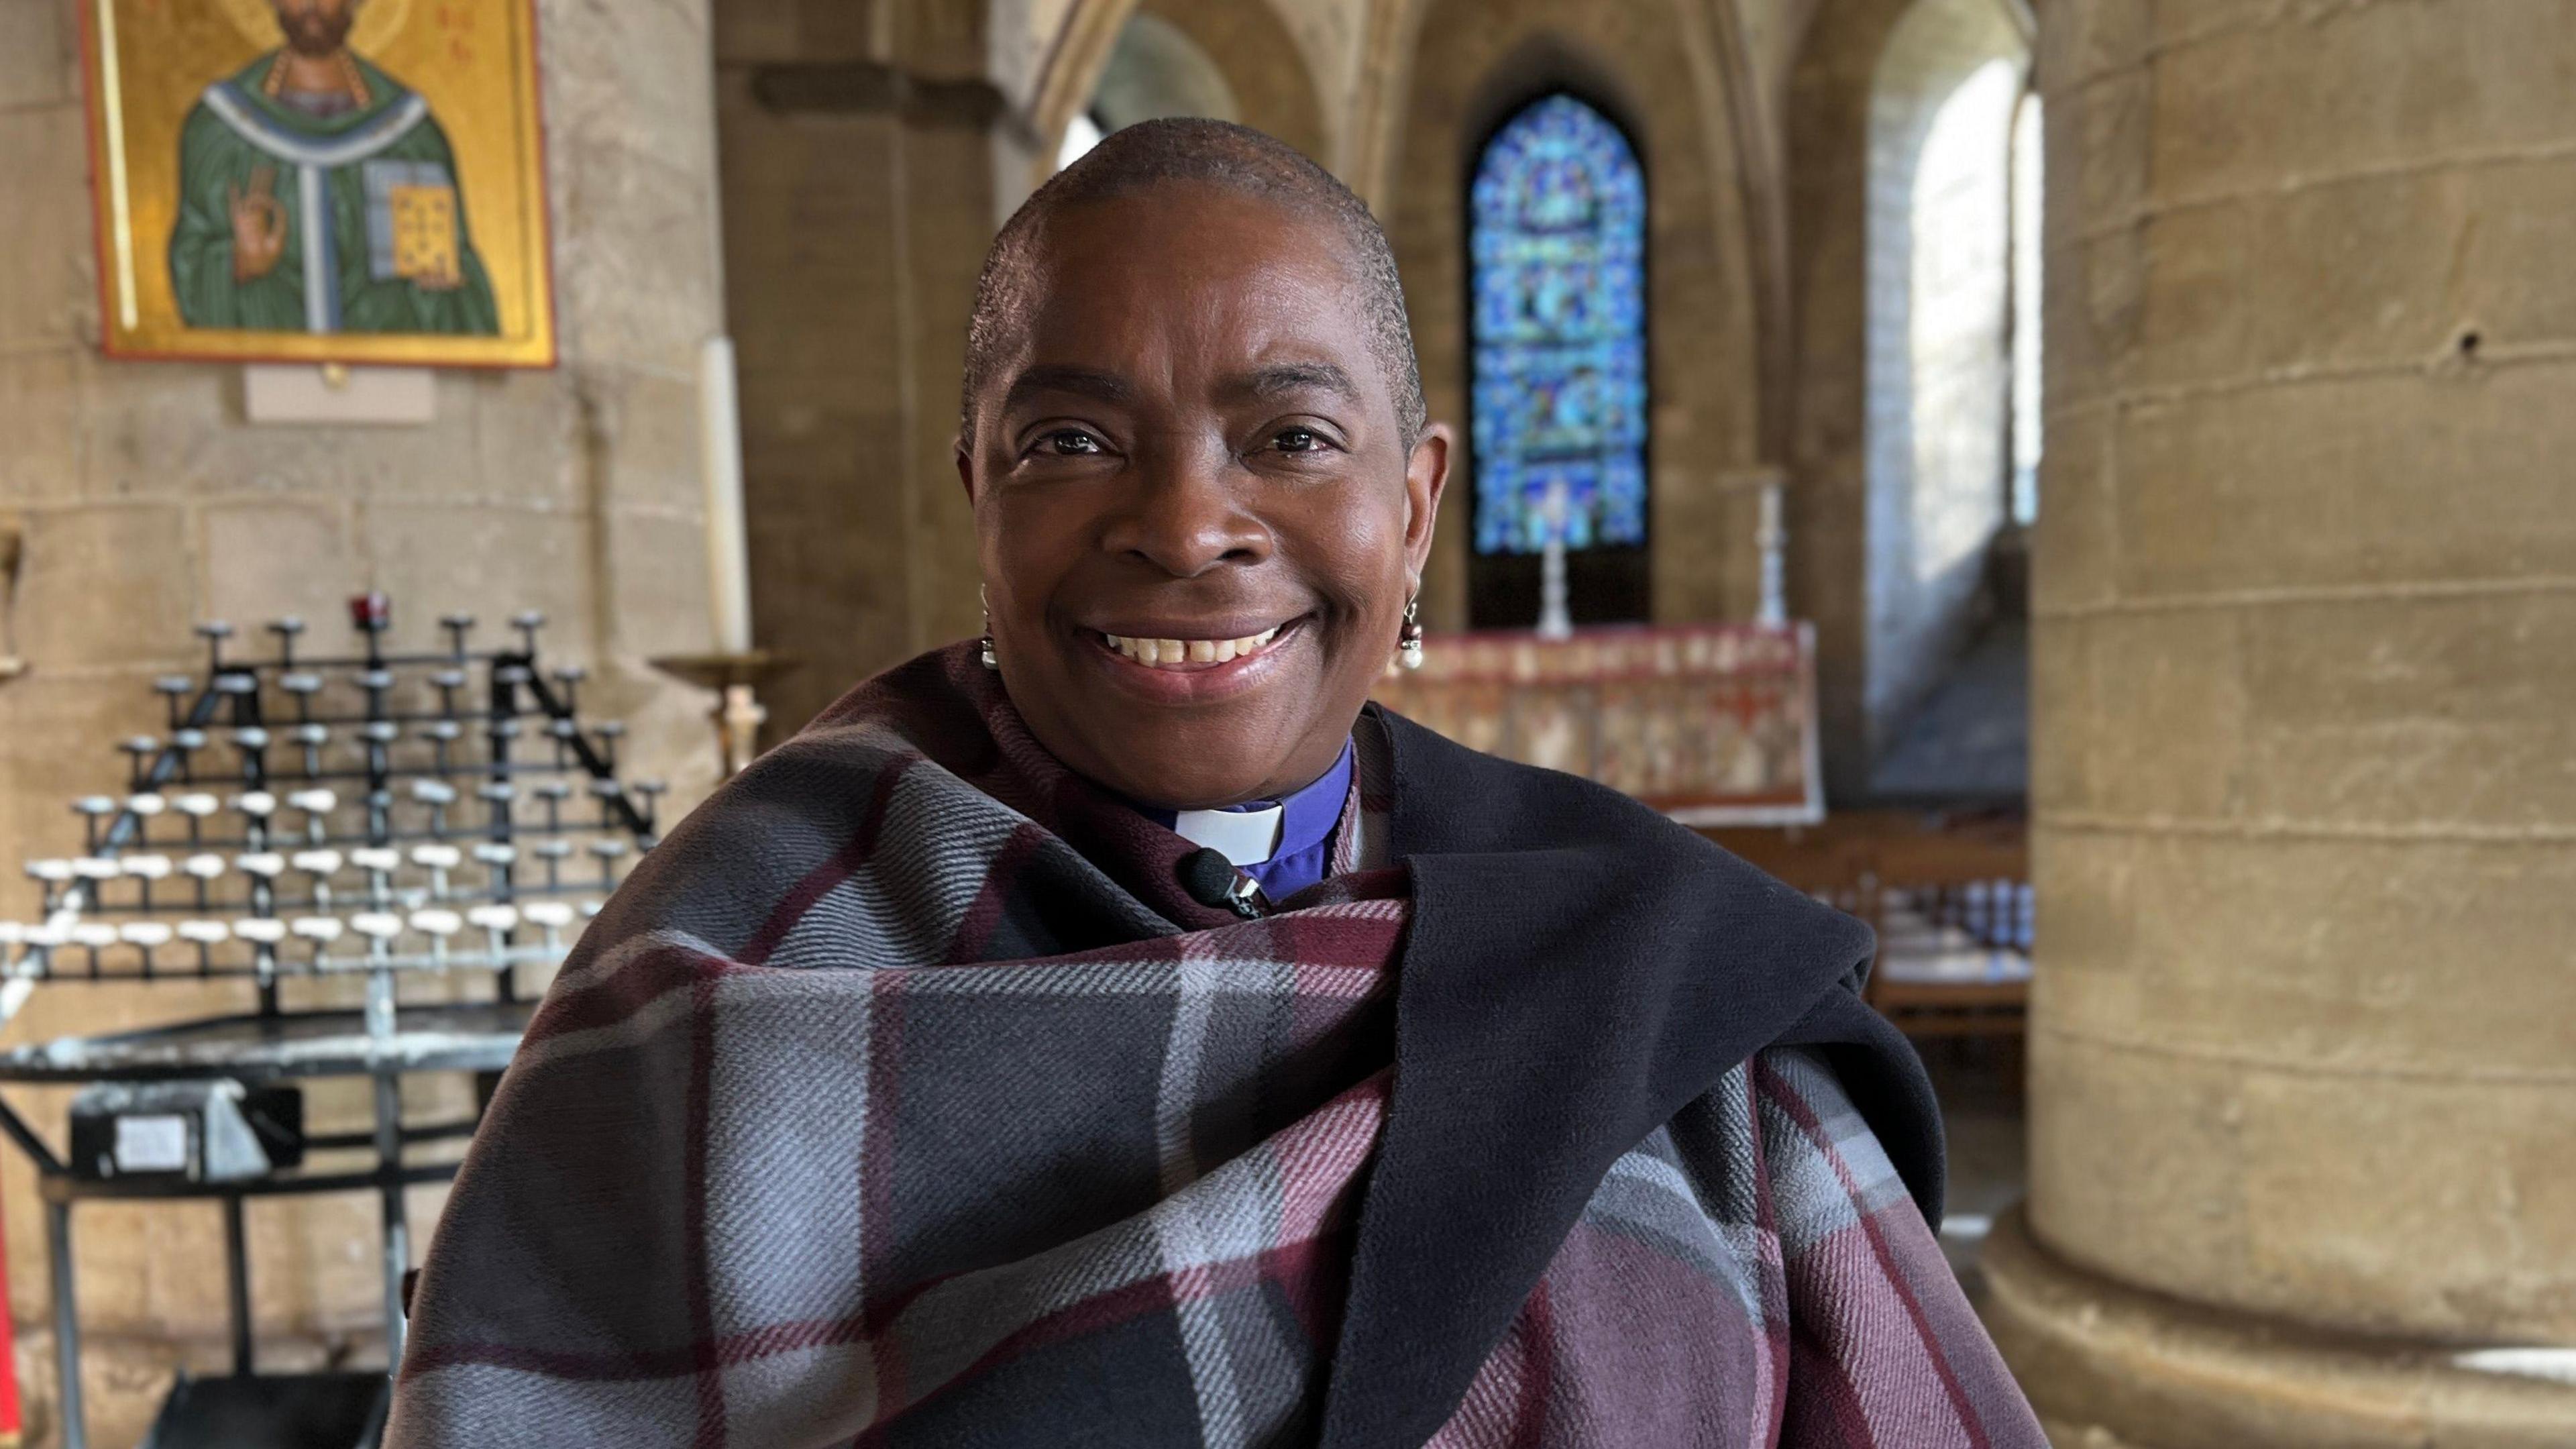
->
xmin=0 ymin=0 xmax=726 ymax=1438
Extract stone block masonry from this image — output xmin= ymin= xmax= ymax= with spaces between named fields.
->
xmin=1990 ymin=0 xmax=2576 ymax=1441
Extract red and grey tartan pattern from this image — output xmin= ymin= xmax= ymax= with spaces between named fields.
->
xmin=388 ymin=654 xmax=2039 ymax=1447
xmin=1427 ymin=1050 xmax=2041 ymax=1448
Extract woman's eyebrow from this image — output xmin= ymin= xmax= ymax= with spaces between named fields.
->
xmin=1225 ymin=362 xmax=1360 ymax=405
xmin=1002 ymin=364 xmax=1134 ymax=413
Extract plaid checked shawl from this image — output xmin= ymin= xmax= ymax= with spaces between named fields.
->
xmin=388 ymin=645 xmax=2040 ymax=1448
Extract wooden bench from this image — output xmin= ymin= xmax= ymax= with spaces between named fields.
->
xmin=1697 ymin=816 xmax=2031 ymax=1040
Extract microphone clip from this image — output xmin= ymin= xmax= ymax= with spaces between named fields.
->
xmin=1220 ymin=873 xmax=1265 ymax=920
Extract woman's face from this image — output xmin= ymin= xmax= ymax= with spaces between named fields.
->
xmin=959 ymin=184 xmax=1448 ymax=810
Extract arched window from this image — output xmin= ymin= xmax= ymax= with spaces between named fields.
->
xmin=1467 ymin=94 xmax=1648 ymax=625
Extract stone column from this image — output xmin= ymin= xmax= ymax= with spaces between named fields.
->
xmin=1986 ymin=1 xmax=2576 ymax=1443
xmin=0 ymin=0 xmax=724 ymax=1438
xmin=714 ymin=1 xmax=1001 ymax=741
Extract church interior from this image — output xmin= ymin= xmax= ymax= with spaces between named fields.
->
xmin=2 ymin=0 xmax=2572 ymax=1443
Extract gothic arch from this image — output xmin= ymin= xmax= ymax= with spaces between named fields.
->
xmin=1020 ymin=0 xmax=1330 ymax=190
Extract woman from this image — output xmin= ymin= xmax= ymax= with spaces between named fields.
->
xmin=389 ymin=119 xmax=2041 ymax=1448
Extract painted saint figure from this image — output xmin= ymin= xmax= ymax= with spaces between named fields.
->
xmin=170 ymin=0 xmax=499 ymax=334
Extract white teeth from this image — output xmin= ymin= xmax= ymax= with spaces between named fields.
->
xmin=1104 ymin=625 xmax=1282 ymax=669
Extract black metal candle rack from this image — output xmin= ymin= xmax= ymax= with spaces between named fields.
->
xmin=0 ymin=595 xmax=660 ymax=1449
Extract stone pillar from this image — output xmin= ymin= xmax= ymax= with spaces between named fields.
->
xmin=0 ymin=0 xmax=724 ymax=1439
xmin=1986 ymin=1 xmax=2576 ymax=1443
xmin=715 ymin=0 xmax=1000 ymax=741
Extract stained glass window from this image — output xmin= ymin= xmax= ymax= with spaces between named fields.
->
xmin=1470 ymin=95 xmax=1648 ymax=556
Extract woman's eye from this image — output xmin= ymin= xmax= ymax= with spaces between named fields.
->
xmin=1037 ymin=429 xmax=1104 ymax=456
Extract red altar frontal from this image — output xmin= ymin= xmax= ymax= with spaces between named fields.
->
xmin=1371 ymin=622 xmax=1824 ymax=826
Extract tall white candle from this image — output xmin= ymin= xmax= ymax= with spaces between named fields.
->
xmin=698 ymin=335 xmax=754 ymax=655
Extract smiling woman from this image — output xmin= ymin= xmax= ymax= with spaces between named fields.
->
xmin=385 ymin=120 xmax=2045 ymax=1449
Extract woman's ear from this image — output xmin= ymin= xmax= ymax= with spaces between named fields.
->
xmin=1403 ymin=423 xmax=1452 ymax=576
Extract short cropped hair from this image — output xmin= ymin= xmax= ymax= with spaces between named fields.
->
xmin=959 ymin=117 xmax=1427 ymax=447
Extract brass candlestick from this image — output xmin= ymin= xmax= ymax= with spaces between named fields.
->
xmin=649 ymin=649 xmax=796 ymax=777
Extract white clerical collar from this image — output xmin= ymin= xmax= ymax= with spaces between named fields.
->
xmin=1171 ymin=804 xmax=1283 ymax=867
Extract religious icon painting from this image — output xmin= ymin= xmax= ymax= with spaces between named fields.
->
xmin=80 ymin=0 xmax=555 ymax=367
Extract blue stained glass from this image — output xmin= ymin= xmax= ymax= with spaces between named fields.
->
xmin=1470 ymin=95 xmax=1648 ymax=556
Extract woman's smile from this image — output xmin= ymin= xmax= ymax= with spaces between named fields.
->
xmin=1096 ymin=621 xmax=1287 ymax=669
xmin=1078 ymin=615 xmax=1311 ymax=704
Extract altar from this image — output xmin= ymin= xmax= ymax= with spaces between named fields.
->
xmin=1372 ymin=621 xmax=1823 ymax=826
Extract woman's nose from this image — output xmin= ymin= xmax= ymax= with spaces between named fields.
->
xmin=1098 ymin=441 xmax=1271 ymax=578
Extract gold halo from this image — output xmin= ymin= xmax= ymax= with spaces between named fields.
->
xmin=217 ymin=0 xmax=414 ymax=60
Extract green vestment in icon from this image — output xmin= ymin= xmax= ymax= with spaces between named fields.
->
xmin=170 ymin=51 xmax=500 ymax=335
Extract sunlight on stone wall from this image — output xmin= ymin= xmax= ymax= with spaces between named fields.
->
xmin=1907 ymin=58 xmax=2016 ymax=596
xmin=1861 ymin=0 xmax=2025 ymax=763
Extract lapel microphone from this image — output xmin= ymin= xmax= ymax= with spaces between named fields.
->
xmin=1177 ymin=847 xmax=1265 ymax=920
